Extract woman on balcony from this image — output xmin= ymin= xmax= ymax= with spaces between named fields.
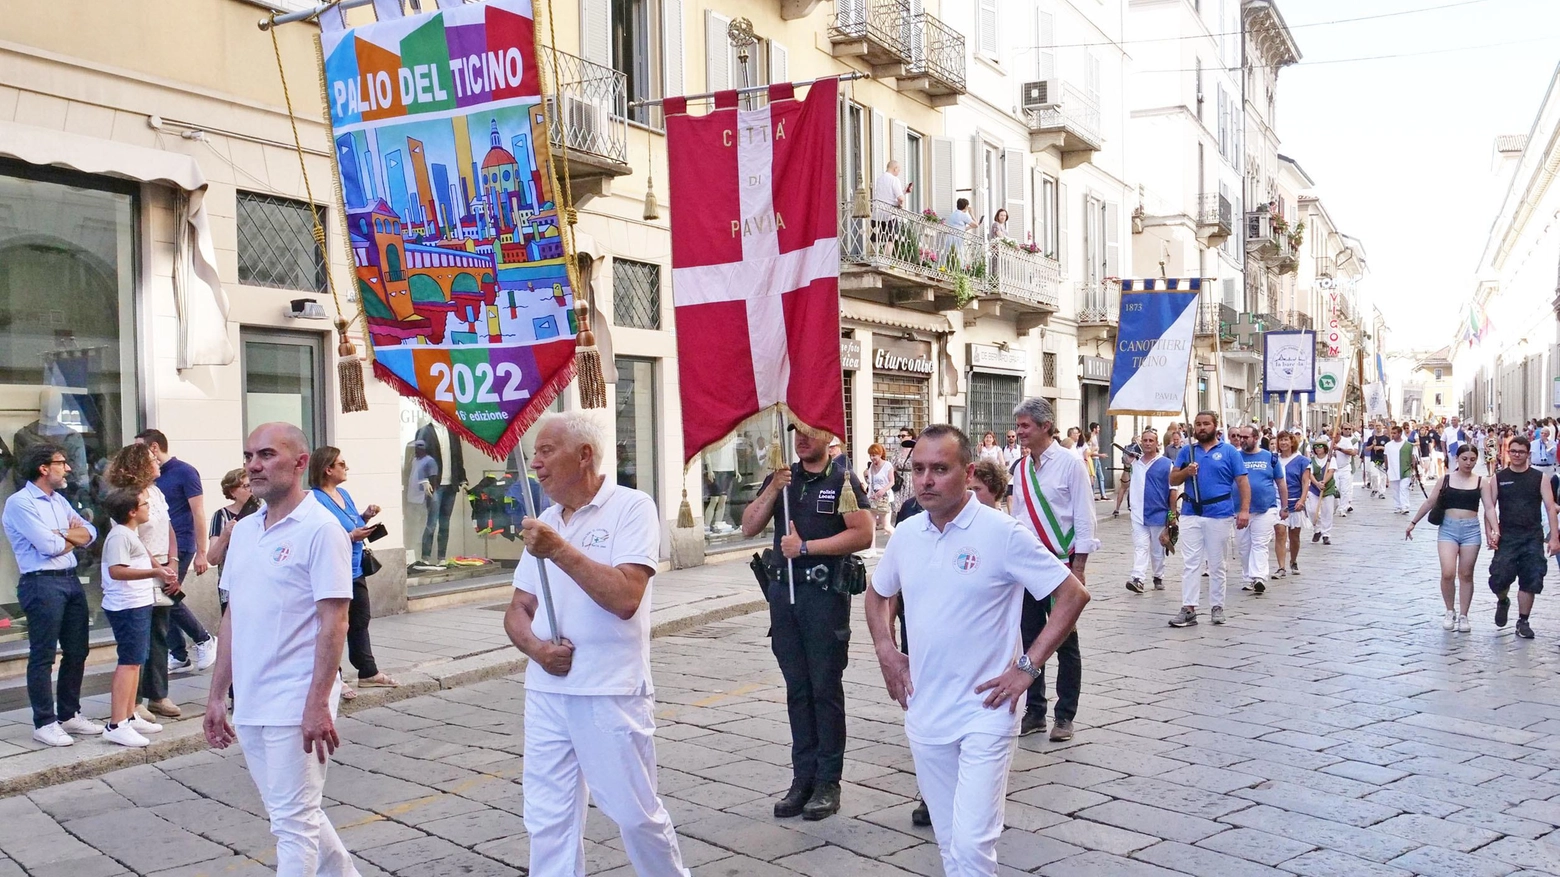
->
xmin=988 ymin=208 xmax=1010 ymax=241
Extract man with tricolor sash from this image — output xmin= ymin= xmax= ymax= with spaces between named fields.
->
xmin=1008 ymin=398 xmax=1096 ymax=742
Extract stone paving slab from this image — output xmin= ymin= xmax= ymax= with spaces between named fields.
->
xmin=10 ymin=498 xmax=1560 ymax=874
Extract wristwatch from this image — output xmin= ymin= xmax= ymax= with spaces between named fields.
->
xmin=799 ymin=540 xmax=809 ymax=556
xmin=1016 ymin=654 xmax=1041 ymax=680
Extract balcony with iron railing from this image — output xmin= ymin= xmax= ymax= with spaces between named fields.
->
xmin=1245 ymin=209 xmax=1296 ymax=270
xmin=542 ymin=49 xmax=630 ymax=204
xmin=829 ymin=0 xmax=914 ymax=69
xmin=1025 ymin=81 xmax=1103 ymax=161
xmin=1196 ymin=193 xmax=1233 ymax=245
xmin=1195 ymin=298 xmax=1237 ymax=338
xmin=895 ymin=12 xmax=965 ymax=105
xmin=838 ymin=199 xmax=982 ymax=295
xmin=983 ymin=240 xmax=1060 ymax=314
xmin=1077 ymin=281 xmax=1119 ymax=327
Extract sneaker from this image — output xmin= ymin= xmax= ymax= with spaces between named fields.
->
xmin=1241 ymin=581 xmax=1253 ymax=592
xmin=1202 ymin=571 xmax=1209 ymax=577
xmin=1211 ymin=606 xmax=1226 ymax=625
xmin=1274 ymin=567 xmax=1287 ymax=579
xmin=1311 ymin=532 xmax=1321 ymax=544
xmin=102 ymin=723 xmax=149 ymax=748
xmin=1496 ymin=593 xmax=1512 ymax=628
xmin=1251 ymin=579 xmax=1266 ymax=595
xmin=1125 ymin=578 xmax=1144 ymax=594
xmin=911 ymin=799 xmax=931 ymax=827
xmin=1457 ymin=614 xmax=1471 ymax=633
xmin=1290 ymin=562 xmax=1300 ymax=576
xmin=168 ymin=655 xmax=192 ymax=673
xmin=128 ymin=716 xmax=163 ymax=735
xmin=31 ymin=722 xmax=72 ymax=747
xmin=1442 ymin=610 xmax=1456 ymax=631
xmin=194 ymin=636 xmax=218 ymax=671
xmin=1517 ymin=618 xmax=1535 ymax=639
xmin=59 ymin=714 xmax=103 ymax=736
xmin=1322 ymin=536 xmax=1331 ymax=546
xmin=1049 ymin=719 xmax=1075 ymax=742
xmin=1169 ymin=607 xmax=1199 ymax=628
xmin=1152 ymin=577 xmax=1164 ymax=590
xmin=1020 ymin=712 xmax=1047 ymax=737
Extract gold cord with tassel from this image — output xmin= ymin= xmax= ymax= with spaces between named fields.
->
xmin=676 ymin=487 xmax=695 ymax=528
xmin=836 ymin=438 xmax=861 ymax=514
xmin=573 ymin=298 xmax=607 ymax=409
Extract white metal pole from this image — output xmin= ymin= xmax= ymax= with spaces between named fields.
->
xmin=777 ymin=408 xmax=797 ymax=605
xmin=515 ymin=443 xmax=561 ymax=645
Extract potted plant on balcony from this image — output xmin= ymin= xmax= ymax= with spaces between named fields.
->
xmin=1288 ymin=220 xmax=1305 ymax=251
xmin=921 ymin=208 xmax=942 ymax=224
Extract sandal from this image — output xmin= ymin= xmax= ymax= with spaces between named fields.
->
xmin=340 ymin=685 xmax=358 ymax=701
xmin=358 ymin=673 xmax=401 ymax=688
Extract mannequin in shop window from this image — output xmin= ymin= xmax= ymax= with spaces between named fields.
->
xmin=415 ymin=420 xmax=466 ymax=569
xmin=13 ymin=388 xmax=88 ymax=501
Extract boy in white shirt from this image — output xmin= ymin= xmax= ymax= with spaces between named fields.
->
xmin=99 ymin=487 xmax=175 ymax=747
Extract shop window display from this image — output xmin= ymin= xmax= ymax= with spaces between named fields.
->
xmin=0 ymin=164 xmax=138 ymax=651
xmin=701 ymin=413 xmax=780 ymax=546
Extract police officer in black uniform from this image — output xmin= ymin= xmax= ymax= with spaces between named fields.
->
xmin=741 ymin=426 xmax=873 ymax=821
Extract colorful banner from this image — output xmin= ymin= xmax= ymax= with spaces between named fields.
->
xmin=1262 ymin=331 xmax=1316 ymax=402
xmin=1315 ymin=357 xmax=1347 ymax=405
xmin=1108 ymin=279 xmax=1200 ymax=415
xmin=322 ymin=0 xmax=575 ymax=458
xmin=668 ymin=80 xmax=846 ymax=463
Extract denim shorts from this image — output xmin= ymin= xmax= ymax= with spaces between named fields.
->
xmin=104 ymin=606 xmax=153 ymax=666
xmin=1436 ymin=516 xmax=1482 ymax=546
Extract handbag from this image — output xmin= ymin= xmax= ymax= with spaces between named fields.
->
xmin=360 ymin=546 xmax=383 ymax=577
xmin=1427 ymin=476 xmax=1449 ymax=527
xmin=152 ymin=584 xmax=175 ymax=608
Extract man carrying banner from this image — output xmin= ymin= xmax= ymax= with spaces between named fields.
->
xmin=503 ymin=412 xmax=690 ymax=877
xmin=741 ymin=427 xmax=872 ymax=821
xmin=1008 ymin=398 xmax=1095 ymax=742
xmin=1125 ymin=429 xmax=1174 ymax=593
xmin=1331 ymin=423 xmax=1359 ymax=516
xmin=1168 ymin=411 xmax=1250 ymax=627
xmin=866 ymin=425 xmax=1089 ymax=877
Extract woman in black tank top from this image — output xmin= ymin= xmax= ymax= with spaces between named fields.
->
xmin=1406 ymin=444 xmax=1486 ymax=632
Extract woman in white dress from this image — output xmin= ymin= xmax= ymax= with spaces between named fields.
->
xmin=863 ymin=443 xmax=897 ymax=557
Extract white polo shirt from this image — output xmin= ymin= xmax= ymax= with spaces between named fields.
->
xmin=515 ymin=479 xmax=659 ymax=697
xmin=871 ymin=494 xmax=1070 ymax=745
xmin=221 ymin=493 xmax=353 ymax=726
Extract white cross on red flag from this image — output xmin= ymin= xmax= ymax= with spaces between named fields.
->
xmin=668 ymin=79 xmax=846 ymax=464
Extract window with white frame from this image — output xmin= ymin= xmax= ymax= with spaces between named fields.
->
xmin=1032 ymin=170 xmax=1059 ymax=259
xmin=612 ymin=0 xmax=663 ymax=127
xmin=904 ymin=130 xmax=923 ymax=213
xmin=977 ymin=0 xmax=998 ymax=59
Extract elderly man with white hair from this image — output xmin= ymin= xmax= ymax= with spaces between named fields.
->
xmin=502 ymin=411 xmax=690 ymax=877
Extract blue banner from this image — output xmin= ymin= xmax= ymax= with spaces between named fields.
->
xmin=1108 ymin=279 xmax=1201 ymax=415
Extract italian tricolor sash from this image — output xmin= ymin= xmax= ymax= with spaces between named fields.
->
xmin=1019 ymin=457 xmax=1074 ymax=559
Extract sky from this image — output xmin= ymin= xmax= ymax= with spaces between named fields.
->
xmin=1275 ymin=0 xmax=1560 ymax=353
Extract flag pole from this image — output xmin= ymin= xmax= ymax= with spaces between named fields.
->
xmin=515 ymin=442 xmax=561 ymax=645
xmin=773 ymin=407 xmax=797 ymax=605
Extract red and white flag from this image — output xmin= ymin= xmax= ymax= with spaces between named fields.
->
xmin=668 ymin=79 xmax=845 ymax=464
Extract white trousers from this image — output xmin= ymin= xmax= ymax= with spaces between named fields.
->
xmin=522 ymin=690 xmax=689 ymax=877
xmin=1366 ymin=462 xmax=1385 ymax=495
xmin=909 ymin=733 xmax=1016 ymax=877
xmin=1336 ymin=462 xmax=1354 ymax=508
xmin=236 ymin=724 xmax=359 ymax=877
xmin=1131 ymin=522 xmax=1167 ymax=581
xmin=1391 ymin=478 xmax=1414 ymax=512
xmin=1180 ymin=515 xmax=1234 ymax=609
xmin=1235 ymin=508 xmax=1278 ymax=581
xmin=1307 ymin=494 xmax=1336 ymax=536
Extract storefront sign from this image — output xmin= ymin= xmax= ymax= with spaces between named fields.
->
xmin=1081 ymin=355 xmax=1113 ymax=384
xmin=968 ymin=343 xmax=1026 ymax=373
xmin=873 ymin=335 xmax=934 ymax=376
xmin=841 ymin=338 xmax=861 ymax=371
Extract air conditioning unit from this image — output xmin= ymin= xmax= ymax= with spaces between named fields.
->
xmin=1021 ymin=79 xmax=1062 ymax=110
xmin=545 ymin=96 xmax=608 ymax=152
xmin=1245 ymin=210 xmax=1272 ymax=241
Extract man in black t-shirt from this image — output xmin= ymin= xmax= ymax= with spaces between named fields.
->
xmin=1364 ymin=427 xmax=1391 ymax=499
xmin=1485 ymin=435 xmax=1560 ymax=639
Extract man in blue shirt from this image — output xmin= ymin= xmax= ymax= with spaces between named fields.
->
xmin=136 ymin=430 xmax=217 ymax=672
xmin=1125 ymin=429 xmax=1174 ymax=593
xmin=1235 ymin=425 xmax=1287 ymax=596
xmin=1168 ymin=412 xmax=1250 ymax=627
xmin=1 ymin=443 xmax=101 ymax=747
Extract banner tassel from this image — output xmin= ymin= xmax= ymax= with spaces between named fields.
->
xmin=837 ymin=476 xmax=860 ymax=514
xmin=573 ymin=298 xmax=607 ymax=409
xmin=336 ymin=319 xmax=369 ymax=413
xmin=677 ymin=487 xmax=695 ymax=528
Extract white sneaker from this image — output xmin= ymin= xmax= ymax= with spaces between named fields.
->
xmin=102 ymin=723 xmax=149 ymax=748
xmin=194 ymin=636 xmax=218 ymax=671
xmin=31 ymin=722 xmax=73 ymax=747
xmin=1442 ymin=610 xmax=1456 ymax=631
xmin=168 ymin=654 xmax=192 ymax=673
xmin=128 ymin=716 xmax=163 ymax=734
xmin=60 ymin=714 xmax=104 ymax=735
xmin=1457 ymin=614 xmax=1471 ymax=633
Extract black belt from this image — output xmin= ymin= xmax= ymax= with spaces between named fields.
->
xmin=1183 ymin=493 xmax=1230 ymax=516
xmin=19 ymin=569 xmax=77 ymax=578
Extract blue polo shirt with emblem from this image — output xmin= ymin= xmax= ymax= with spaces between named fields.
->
xmin=1174 ymin=441 xmax=1247 ymax=519
xmin=1240 ymin=449 xmax=1283 ymax=514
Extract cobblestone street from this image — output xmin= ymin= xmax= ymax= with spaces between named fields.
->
xmin=7 ymin=494 xmax=1560 ymax=876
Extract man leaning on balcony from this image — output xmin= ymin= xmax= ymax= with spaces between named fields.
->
xmin=871 ymin=160 xmax=907 ymax=253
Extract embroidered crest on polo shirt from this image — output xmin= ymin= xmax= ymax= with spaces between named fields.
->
xmin=270 ymin=543 xmax=294 ymax=564
xmin=953 ymin=548 xmax=980 ymax=574
xmin=580 ymin=529 xmax=609 ymax=549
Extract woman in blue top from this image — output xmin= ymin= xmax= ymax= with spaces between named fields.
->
xmin=309 ymin=446 xmax=400 ymax=697
xmin=1275 ymin=432 xmax=1310 ymax=578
